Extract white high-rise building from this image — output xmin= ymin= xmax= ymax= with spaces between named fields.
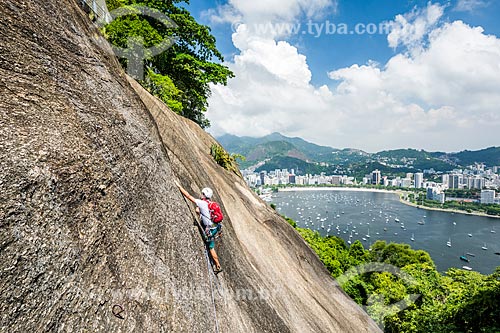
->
xmin=401 ymin=178 xmax=412 ymax=188
xmin=449 ymin=174 xmax=462 ymax=189
xmin=414 ymin=173 xmax=424 ymax=188
xmin=371 ymin=170 xmax=381 ymax=185
xmin=481 ymin=190 xmax=496 ymax=204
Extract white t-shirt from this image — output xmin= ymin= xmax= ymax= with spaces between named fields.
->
xmin=195 ymin=199 xmax=213 ymax=228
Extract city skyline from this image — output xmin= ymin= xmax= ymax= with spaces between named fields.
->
xmin=244 ymin=165 xmax=500 ymax=204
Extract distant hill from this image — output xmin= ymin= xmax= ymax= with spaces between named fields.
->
xmin=217 ymin=132 xmax=338 ymax=161
xmin=448 ymin=147 xmax=500 ymax=167
xmin=373 ymin=149 xmax=455 ymax=172
xmin=217 ymin=132 xmax=340 ymax=169
xmin=217 ymin=133 xmax=500 ymax=175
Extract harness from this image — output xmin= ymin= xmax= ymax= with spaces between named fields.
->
xmin=205 ymin=223 xmax=222 ymax=241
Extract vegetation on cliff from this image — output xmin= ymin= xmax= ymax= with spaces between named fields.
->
xmin=103 ymin=0 xmax=233 ymax=128
xmin=210 ymin=143 xmax=245 ymax=176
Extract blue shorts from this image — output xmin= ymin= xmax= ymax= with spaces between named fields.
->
xmin=206 ymin=224 xmax=222 ymax=249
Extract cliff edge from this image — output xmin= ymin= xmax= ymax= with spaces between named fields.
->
xmin=0 ymin=0 xmax=380 ymax=332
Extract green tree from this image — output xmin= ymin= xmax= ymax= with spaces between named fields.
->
xmin=104 ymin=0 xmax=234 ymax=128
xmin=348 ymin=240 xmax=369 ymax=263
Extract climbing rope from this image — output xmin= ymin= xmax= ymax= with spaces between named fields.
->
xmin=204 ymin=248 xmax=221 ymax=333
xmin=180 ymin=193 xmax=221 ymax=333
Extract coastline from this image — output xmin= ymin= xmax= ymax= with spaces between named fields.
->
xmin=277 ymin=186 xmax=500 ymax=219
xmin=278 ymin=186 xmax=402 ymax=195
xmin=398 ymin=197 xmax=500 ymax=219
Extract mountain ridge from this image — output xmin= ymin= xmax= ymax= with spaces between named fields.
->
xmin=217 ymin=133 xmax=500 ymax=174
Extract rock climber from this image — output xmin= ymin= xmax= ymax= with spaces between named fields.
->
xmin=174 ymin=180 xmax=223 ymax=274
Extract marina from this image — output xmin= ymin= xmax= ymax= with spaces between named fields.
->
xmin=271 ymin=188 xmax=500 ymax=275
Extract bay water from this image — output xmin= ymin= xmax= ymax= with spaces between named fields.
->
xmin=271 ymin=188 xmax=500 ymax=274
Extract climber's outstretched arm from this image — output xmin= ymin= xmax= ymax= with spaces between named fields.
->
xmin=174 ymin=180 xmax=196 ymax=203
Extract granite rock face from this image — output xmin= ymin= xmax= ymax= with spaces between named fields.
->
xmin=0 ymin=0 xmax=380 ymax=332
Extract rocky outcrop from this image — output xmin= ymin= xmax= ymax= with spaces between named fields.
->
xmin=0 ymin=0 xmax=380 ymax=332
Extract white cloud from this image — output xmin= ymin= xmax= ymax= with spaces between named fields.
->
xmin=233 ymin=35 xmax=311 ymax=86
xmin=208 ymin=36 xmax=327 ymax=136
xmin=325 ymin=19 xmax=500 ymax=150
xmin=202 ymin=4 xmax=242 ymax=25
xmin=454 ymin=0 xmax=488 ymax=12
xmin=387 ymin=3 xmax=445 ymax=50
xmin=206 ymin=0 xmax=338 ymax=139
xmin=226 ymin=0 xmax=336 ymax=22
xmin=204 ymin=0 xmax=337 ymax=39
xmin=206 ymin=2 xmax=500 ymax=152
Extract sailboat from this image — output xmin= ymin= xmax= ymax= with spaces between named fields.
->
xmin=446 ymin=238 xmax=452 ymax=247
xmin=459 ymin=255 xmax=469 ymax=262
xmin=482 ymin=243 xmax=488 ymax=250
xmin=410 ymin=233 xmax=415 ymax=242
xmin=366 ymin=228 xmax=370 ymax=239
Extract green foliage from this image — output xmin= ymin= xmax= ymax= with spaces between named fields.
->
xmin=210 ymin=143 xmax=245 ymax=176
xmin=444 ymin=188 xmax=481 ymax=199
xmin=103 ymin=0 xmax=234 ymax=128
xmin=283 ymin=214 xmax=500 ymax=332
xmin=284 ymin=216 xmax=296 ymax=228
xmin=142 ymin=69 xmax=183 ymax=113
xmin=369 ymin=241 xmax=435 ymax=268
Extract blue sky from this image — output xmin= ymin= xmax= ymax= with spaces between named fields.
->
xmin=183 ymin=0 xmax=500 ymax=152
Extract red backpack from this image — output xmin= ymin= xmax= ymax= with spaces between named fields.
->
xmin=204 ymin=199 xmax=224 ymax=223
